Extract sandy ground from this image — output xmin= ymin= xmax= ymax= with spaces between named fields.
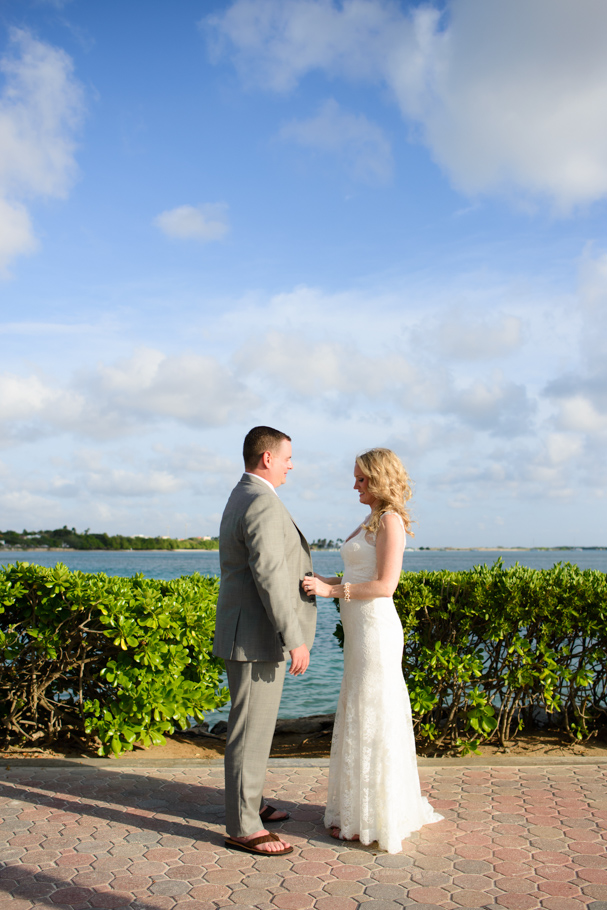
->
xmin=3 ymin=726 xmax=607 ymax=762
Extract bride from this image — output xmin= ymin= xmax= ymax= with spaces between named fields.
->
xmin=302 ymin=448 xmax=442 ymax=854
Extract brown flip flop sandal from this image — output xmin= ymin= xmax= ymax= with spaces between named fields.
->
xmin=224 ymin=832 xmax=293 ymax=856
xmin=260 ymin=804 xmax=290 ymax=823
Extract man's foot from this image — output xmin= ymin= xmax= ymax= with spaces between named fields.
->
xmin=260 ymin=804 xmax=290 ymax=823
xmin=225 ymin=829 xmax=292 ymax=855
xmin=329 ymin=826 xmax=359 ymax=841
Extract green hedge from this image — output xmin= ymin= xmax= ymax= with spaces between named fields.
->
xmin=0 ymin=562 xmax=228 ymax=755
xmin=336 ymin=561 xmax=607 ymax=754
xmin=4 ymin=559 xmax=606 ymax=759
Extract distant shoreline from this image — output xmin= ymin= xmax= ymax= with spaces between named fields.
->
xmin=0 ymin=547 xmax=220 ymax=553
xmin=416 ymin=546 xmax=606 ymax=552
xmin=1 ymin=546 xmax=605 ymax=553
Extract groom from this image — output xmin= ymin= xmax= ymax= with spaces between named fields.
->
xmin=213 ymin=426 xmax=317 ymax=855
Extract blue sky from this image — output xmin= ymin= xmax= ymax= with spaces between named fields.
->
xmin=1 ymin=0 xmax=606 ymax=547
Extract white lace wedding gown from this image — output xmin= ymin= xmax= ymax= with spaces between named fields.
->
xmin=324 ymin=517 xmax=442 ymax=853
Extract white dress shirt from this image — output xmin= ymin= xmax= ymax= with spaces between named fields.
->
xmin=245 ymin=471 xmax=277 ymax=494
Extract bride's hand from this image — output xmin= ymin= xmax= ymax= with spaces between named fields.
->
xmin=302 ymin=575 xmax=333 ymax=598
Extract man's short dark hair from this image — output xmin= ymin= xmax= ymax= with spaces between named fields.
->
xmin=243 ymin=426 xmax=291 ymax=470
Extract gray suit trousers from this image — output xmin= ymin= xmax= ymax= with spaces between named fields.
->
xmin=224 ymin=659 xmax=287 ymax=837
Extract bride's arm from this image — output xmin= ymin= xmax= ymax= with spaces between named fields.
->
xmin=314 ymin=573 xmax=341 ymax=585
xmin=303 ymin=514 xmax=405 ymax=600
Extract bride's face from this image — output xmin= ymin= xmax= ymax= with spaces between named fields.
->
xmin=353 ymin=463 xmax=378 ymax=509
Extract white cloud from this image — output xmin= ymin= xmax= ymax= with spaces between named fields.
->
xmin=158 ymin=443 xmax=239 ymax=476
xmin=544 ymin=432 xmax=584 ymax=466
xmin=204 ymin=0 xmax=400 ymax=91
xmin=0 ymin=489 xmax=63 ymax=523
xmin=2 ymin=253 xmax=606 ymax=539
xmin=233 ymin=322 xmax=534 ymax=436
xmin=0 ymin=28 xmax=84 ymax=273
xmin=543 ymin=249 xmax=607 ymax=439
xmin=234 ymin=329 xmax=423 ymax=401
xmin=207 ymin=0 xmax=607 ymax=209
xmin=447 ymin=376 xmax=534 ymax=436
xmin=404 ymin=0 xmax=607 ymax=210
xmin=0 ymin=348 xmax=260 ymax=442
xmin=279 ymin=98 xmax=392 ymax=183
xmin=0 ymin=371 xmax=82 ymax=424
xmin=0 ymin=198 xmax=37 ymax=266
xmin=87 ymin=347 xmax=257 ymax=430
xmin=153 ymin=203 xmax=229 ymax=242
xmin=579 ymin=249 xmax=607 ymax=316
xmin=86 ymin=469 xmax=183 ymax=497
xmin=554 ymin=396 xmax=607 ymax=436
xmin=438 ymin=314 xmax=522 ymax=360
xmin=0 ymin=372 xmax=53 ymax=421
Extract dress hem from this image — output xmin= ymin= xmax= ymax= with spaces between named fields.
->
xmin=323 ymin=809 xmax=444 ymax=854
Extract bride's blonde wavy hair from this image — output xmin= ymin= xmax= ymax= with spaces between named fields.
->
xmin=357 ymin=448 xmax=414 ymax=537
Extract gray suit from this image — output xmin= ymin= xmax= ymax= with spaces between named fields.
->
xmin=214 ymin=473 xmax=316 ymax=836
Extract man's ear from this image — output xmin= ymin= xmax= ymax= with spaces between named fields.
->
xmin=261 ymin=450 xmax=272 ymax=469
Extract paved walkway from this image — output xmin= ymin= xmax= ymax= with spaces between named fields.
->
xmin=2 ymin=758 xmax=607 ymax=910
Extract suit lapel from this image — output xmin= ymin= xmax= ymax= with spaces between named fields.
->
xmin=279 ymin=500 xmax=311 ymax=556
xmin=240 ymin=473 xmax=310 ymax=555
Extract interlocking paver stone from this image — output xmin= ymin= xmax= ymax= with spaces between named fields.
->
xmin=205 ymin=867 xmax=243 ymax=883
xmin=292 ymin=861 xmax=330 ymax=875
xmin=364 ymin=882 xmax=408 ymax=900
xmin=495 ymin=896 xmax=540 ymax=910
xmin=542 ymin=900 xmax=587 ymax=910
xmin=413 ymin=855 xmax=452 ymax=871
xmin=12 ymin=882 xmax=57 ymax=900
xmin=87 ymin=892 xmax=132 ymax=907
xmin=322 ymin=880 xmax=365 ymax=896
xmin=374 ymin=855 xmax=415 ymax=868
xmin=230 ymin=886 xmax=273 ymax=903
xmin=357 ymin=903 xmax=408 ymax=910
xmin=453 ymin=873 xmax=494 ymax=890
xmin=330 ymin=864 xmax=369 ymax=879
xmin=49 ymin=885 xmax=93 ymax=904
xmin=313 ymin=899 xmax=359 ymax=910
xmin=71 ymin=871 xmax=113 ymax=887
xmin=273 ymin=895 xmax=315 ymax=909
xmin=242 ymin=872 xmax=284 ymax=888
xmin=283 ymin=875 xmax=328 ymax=892
xmin=409 ymin=869 xmax=451 ymax=887
xmin=189 ymin=883 xmax=230 ymax=901
xmin=452 ymin=890 xmax=493 ymax=908
xmin=407 ymin=885 xmax=450 ymax=903
xmin=495 ymin=875 xmax=539 ymax=893
xmin=2 ymin=761 xmax=607 ymax=910
xmin=373 ymin=869 xmax=412 ymax=884
xmin=454 ymin=859 xmax=493 ymax=874
xmin=148 ymin=879 xmax=191 ymax=895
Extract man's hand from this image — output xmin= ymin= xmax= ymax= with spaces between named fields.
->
xmin=288 ymin=644 xmax=310 ymax=676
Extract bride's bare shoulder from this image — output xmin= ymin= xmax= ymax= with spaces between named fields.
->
xmin=378 ymin=512 xmax=405 ymax=533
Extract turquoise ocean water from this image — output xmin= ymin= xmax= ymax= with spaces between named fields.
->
xmin=2 ymin=548 xmax=606 ymax=724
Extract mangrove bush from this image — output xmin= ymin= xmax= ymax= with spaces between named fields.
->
xmin=335 ymin=561 xmax=607 ymax=754
xmin=0 ymin=562 xmax=228 ymax=756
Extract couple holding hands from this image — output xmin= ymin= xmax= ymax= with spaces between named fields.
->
xmin=213 ymin=426 xmax=441 ymax=856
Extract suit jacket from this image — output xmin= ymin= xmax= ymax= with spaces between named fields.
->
xmin=213 ymin=473 xmax=317 ymax=662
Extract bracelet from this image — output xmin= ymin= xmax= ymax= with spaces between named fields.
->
xmin=343 ymin=582 xmax=351 ymax=602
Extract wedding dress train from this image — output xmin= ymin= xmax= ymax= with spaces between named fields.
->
xmin=324 ymin=517 xmax=442 ymax=853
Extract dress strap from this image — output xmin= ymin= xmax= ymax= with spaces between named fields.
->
xmin=382 ymin=511 xmax=405 ymax=530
